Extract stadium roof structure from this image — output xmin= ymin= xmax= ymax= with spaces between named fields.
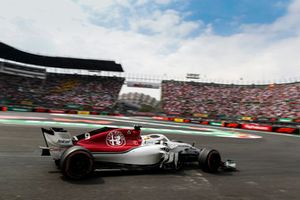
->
xmin=0 ymin=42 xmax=123 ymax=72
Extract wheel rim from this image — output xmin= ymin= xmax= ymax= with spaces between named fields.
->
xmin=65 ymin=152 xmax=93 ymax=179
xmin=207 ymin=152 xmax=221 ymax=172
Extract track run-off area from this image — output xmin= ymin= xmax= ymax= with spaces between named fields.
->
xmin=1 ymin=112 xmax=300 ymax=200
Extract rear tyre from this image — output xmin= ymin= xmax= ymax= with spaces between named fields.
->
xmin=198 ymin=148 xmax=221 ymax=173
xmin=60 ymin=146 xmax=94 ymax=179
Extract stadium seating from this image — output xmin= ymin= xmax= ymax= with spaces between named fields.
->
xmin=0 ymin=72 xmax=124 ymax=111
xmin=0 ymin=73 xmax=44 ymax=106
xmin=43 ymin=73 xmax=124 ymax=110
xmin=161 ymin=80 xmax=300 ymax=119
xmin=1 ymin=71 xmax=299 ymax=119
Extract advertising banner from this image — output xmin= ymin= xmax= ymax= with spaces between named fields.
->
xmin=1 ymin=106 xmax=7 ymax=111
xmin=242 ymin=124 xmax=272 ymax=132
xmin=7 ymin=106 xmax=32 ymax=112
xmin=48 ymin=110 xmax=65 ymax=113
xmin=190 ymin=120 xmax=201 ymax=124
xmin=152 ymin=116 xmax=169 ymax=121
xmin=225 ymin=122 xmax=241 ymax=128
xmin=174 ymin=118 xmax=184 ymax=123
xmin=90 ymin=111 xmax=99 ymax=115
xmin=34 ymin=108 xmax=47 ymax=112
xmin=242 ymin=117 xmax=252 ymax=121
xmin=127 ymin=81 xmax=160 ymax=89
xmin=210 ymin=122 xmax=223 ymax=126
xmin=77 ymin=111 xmax=90 ymax=115
xmin=168 ymin=117 xmax=175 ymax=121
xmin=67 ymin=110 xmax=78 ymax=114
xmin=278 ymin=118 xmax=293 ymax=122
xmin=273 ymin=127 xmax=298 ymax=134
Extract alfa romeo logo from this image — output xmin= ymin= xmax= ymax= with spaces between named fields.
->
xmin=106 ymin=131 xmax=126 ymax=147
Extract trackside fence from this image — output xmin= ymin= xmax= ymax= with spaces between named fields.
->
xmin=152 ymin=116 xmax=300 ymax=136
xmin=1 ymin=105 xmax=299 ymax=135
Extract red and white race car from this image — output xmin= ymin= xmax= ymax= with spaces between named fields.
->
xmin=40 ymin=126 xmax=236 ymax=179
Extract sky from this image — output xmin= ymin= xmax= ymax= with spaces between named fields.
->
xmin=0 ymin=0 xmax=300 ymax=99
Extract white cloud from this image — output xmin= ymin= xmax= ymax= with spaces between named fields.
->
xmin=136 ymin=0 xmax=174 ymax=6
xmin=155 ymin=0 xmax=173 ymax=5
xmin=0 ymin=0 xmax=299 ymax=95
xmin=129 ymin=10 xmax=201 ymax=37
xmin=72 ymin=0 xmax=120 ymax=11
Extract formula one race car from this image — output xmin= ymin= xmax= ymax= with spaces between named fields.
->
xmin=40 ymin=126 xmax=236 ymax=179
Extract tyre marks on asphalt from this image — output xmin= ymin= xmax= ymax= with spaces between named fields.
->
xmin=182 ymin=170 xmax=210 ymax=188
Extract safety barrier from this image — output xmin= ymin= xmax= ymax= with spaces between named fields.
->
xmin=272 ymin=127 xmax=299 ymax=134
xmin=241 ymin=124 xmax=273 ymax=132
xmin=48 ymin=109 xmax=65 ymax=113
xmin=209 ymin=121 xmax=223 ymax=126
xmin=152 ymin=116 xmax=300 ymax=136
xmin=77 ymin=111 xmax=90 ymax=115
xmin=34 ymin=108 xmax=47 ymax=112
xmin=66 ymin=110 xmax=77 ymax=114
xmin=90 ymin=111 xmax=99 ymax=115
xmin=0 ymin=106 xmax=298 ymax=135
xmin=7 ymin=106 xmax=32 ymax=112
xmin=0 ymin=106 xmax=121 ymax=117
xmin=224 ymin=122 xmax=241 ymax=128
xmin=1 ymin=106 xmax=7 ymax=111
xmin=152 ymin=116 xmax=169 ymax=121
xmin=174 ymin=118 xmax=184 ymax=123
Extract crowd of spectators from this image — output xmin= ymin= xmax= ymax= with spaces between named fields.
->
xmin=161 ymin=80 xmax=300 ymax=119
xmin=0 ymin=72 xmax=124 ymax=111
xmin=0 ymin=73 xmax=44 ymax=106
xmin=2 ymin=72 xmax=299 ymax=118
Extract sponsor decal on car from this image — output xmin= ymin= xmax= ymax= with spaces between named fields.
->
xmin=106 ymin=130 xmax=126 ymax=147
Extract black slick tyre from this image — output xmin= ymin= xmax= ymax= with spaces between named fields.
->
xmin=198 ymin=148 xmax=221 ymax=173
xmin=60 ymin=146 xmax=94 ymax=180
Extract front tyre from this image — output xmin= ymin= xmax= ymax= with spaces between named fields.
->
xmin=60 ymin=146 xmax=94 ymax=179
xmin=198 ymin=148 xmax=221 ymax=173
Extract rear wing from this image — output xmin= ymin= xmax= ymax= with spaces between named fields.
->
xmin=40 ymin=127 xmax=73 ymax=157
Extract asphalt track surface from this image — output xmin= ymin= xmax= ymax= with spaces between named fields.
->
xmin=1 ymin=112 xmax=300 ymax=200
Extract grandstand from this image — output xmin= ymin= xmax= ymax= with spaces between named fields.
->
xmin=43 ymin=73 xmax=124 ymax=111
xmin=161 ymin=80 xmax=300 ymax=119
xmin=0 ymin=42 xmax=123 ymax=71
xmin=0 ymin=42 xmax=299 ymax=121
xmin=0 ymin=42 xmax=124 ymax=111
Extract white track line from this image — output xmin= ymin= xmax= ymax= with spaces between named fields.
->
xmin=51 ymin=114 xmax=198 ymax=130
